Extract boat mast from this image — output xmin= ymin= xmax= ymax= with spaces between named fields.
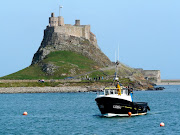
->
xmin=115 ymin=60 xmax=119 ymax=81
xmin=114 ymin=45 xmax=120 ymax=81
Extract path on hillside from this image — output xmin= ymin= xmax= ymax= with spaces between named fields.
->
xmin=72 ymin=66 xmax=116 ymax=79
xmin=72 ymin=65 xmax=134 ymax=78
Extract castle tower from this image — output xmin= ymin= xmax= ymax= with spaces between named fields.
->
xmin=51 ymin=13 xmax=55 ymax=17
xmin=49 ymin=13 xmax=58 ymax=27
xmin=75 ymin=20 xmax=80 ymax=26
xmin=49 ymin=13 xmax=65 ymax=27
xmin=58 ymin=16 xmax=65 ymax=26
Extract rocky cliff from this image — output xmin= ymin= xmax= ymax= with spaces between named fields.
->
xmin=31 ymin=26 xmax=112 ymax=67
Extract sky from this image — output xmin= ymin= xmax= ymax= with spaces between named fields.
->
xmin=0 ymin=0 xmax=180 ymax=79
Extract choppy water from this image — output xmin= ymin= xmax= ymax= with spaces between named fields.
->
xmin=0 ymin=85 xmax=180 ymax=135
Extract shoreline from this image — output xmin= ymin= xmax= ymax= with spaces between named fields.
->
xmin=156 ymin=83 xmax=180 ymax=85
xmin=0 ymin=87 xmax=91 ymax=94
xmin=0 ymin=86 xmax=162 ymax=94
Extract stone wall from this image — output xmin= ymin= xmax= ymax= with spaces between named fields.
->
xmin=142 ymin=70 xmax=161 ymax=83
xmin=52 ymin=25 xmax=91 ymax=40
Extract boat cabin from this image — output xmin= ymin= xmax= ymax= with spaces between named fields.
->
xmin=103 ymin=87 xmax=129 ymax=96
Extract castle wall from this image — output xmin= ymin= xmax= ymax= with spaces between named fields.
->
xmin=143 ymin=70 xmax=161 ymax=83
xmin=83 ymin=25 xmax=90 ymax=40
xmin=52 ymin=25 xmax=90 ymax=40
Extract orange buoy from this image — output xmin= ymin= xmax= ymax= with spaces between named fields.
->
xmin=128 ymin=112 xmax=132 ymax=117
xmin=160 ymin=122 xmax=165 ymax=127
xmin=23 ymin=112 xmax=28 ymax=115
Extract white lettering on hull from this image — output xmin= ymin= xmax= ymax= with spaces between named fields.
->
xmin=113 ymin=105 xmax=121 ymax=109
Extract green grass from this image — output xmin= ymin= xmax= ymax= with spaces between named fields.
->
xmin=0 ymin=82 xmax=60 ymax=87
xmin=0 ymin=51 xmax=102 ymax=80
xmin=88 ymin=71 xmax=105 ymax=78
xmin=80 ymin=78 xmax=134 ymax=87
xmin=0 ymin=65 xmax=47 ymax=80
xmin=0 ymin=79 xmax=132 ymax=87
xmin=0 ymin=51 xmax=144 ymax=84
xmin=43 ymin=51 xmax=99 ymax=70
xmin=88 ymin=64 xmax=137 ymax=79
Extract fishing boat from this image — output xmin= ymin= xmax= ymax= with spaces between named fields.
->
xmin=95 ymin=61 xmax=150 ymax=117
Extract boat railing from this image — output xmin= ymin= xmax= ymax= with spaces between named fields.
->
xmin=104 ymin=89 xmax=118 ymax=95
xmin=97 ymin=87 xmax=131 ymax=96
xmin=103 ymin=87 xmax=129 ymax=95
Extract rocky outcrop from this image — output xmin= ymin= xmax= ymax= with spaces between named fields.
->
xmin=31 ymin=27 xmax=112 ymax=67
xmin=41 ymin=63 xmax=59 ymax=75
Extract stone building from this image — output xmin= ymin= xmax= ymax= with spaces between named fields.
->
xmin=143 ymin=70 xmax=161 ymax=83
xmin=31 ymin=13 xmax=112 ymax=67
xmin=48 ymin=13 xmax=98 ymax=48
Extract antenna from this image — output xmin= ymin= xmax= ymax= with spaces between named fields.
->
xmin=114 ymin=48 xmax=119 ymax=81
xmin=118 ymin=44 xmax=120 ymax=79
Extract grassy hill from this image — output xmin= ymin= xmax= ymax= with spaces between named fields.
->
xmin=1 ymin=50 xmax=145 ymax=83
xmin=0 ymin=50 xmax=151 ymax=89
xmin=0 ymin=51 xmax=103 ymax=80
xmin=82 ymin=64 xmax=144 ymax=81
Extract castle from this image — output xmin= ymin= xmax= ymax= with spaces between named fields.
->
xmin=47 ymin=13 xmax=98 ymax=48
xmin=31 ymin=13 xmax=112 ymax=67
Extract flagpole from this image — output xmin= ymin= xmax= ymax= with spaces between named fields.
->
xmin=59 ymin=6 xmax=63 ymax=16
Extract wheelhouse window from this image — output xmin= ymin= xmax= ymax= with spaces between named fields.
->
xmin=105 ymin=90 xmax=109 ymax=95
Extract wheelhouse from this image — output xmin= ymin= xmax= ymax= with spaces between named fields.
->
xmin=103 ymin=87 xmax=129 ymax=96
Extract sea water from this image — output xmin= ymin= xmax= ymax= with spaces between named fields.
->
xmin=0 ymin=85 xmax=180 ymax=135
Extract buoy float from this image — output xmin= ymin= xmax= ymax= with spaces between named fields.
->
xmin=128 ymin=112 xmax=132 ymax=117
xmin=23 ymin=112 xmax=28 ymax=115
xmin=160 ymin=122 xmax=165 ymax=127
